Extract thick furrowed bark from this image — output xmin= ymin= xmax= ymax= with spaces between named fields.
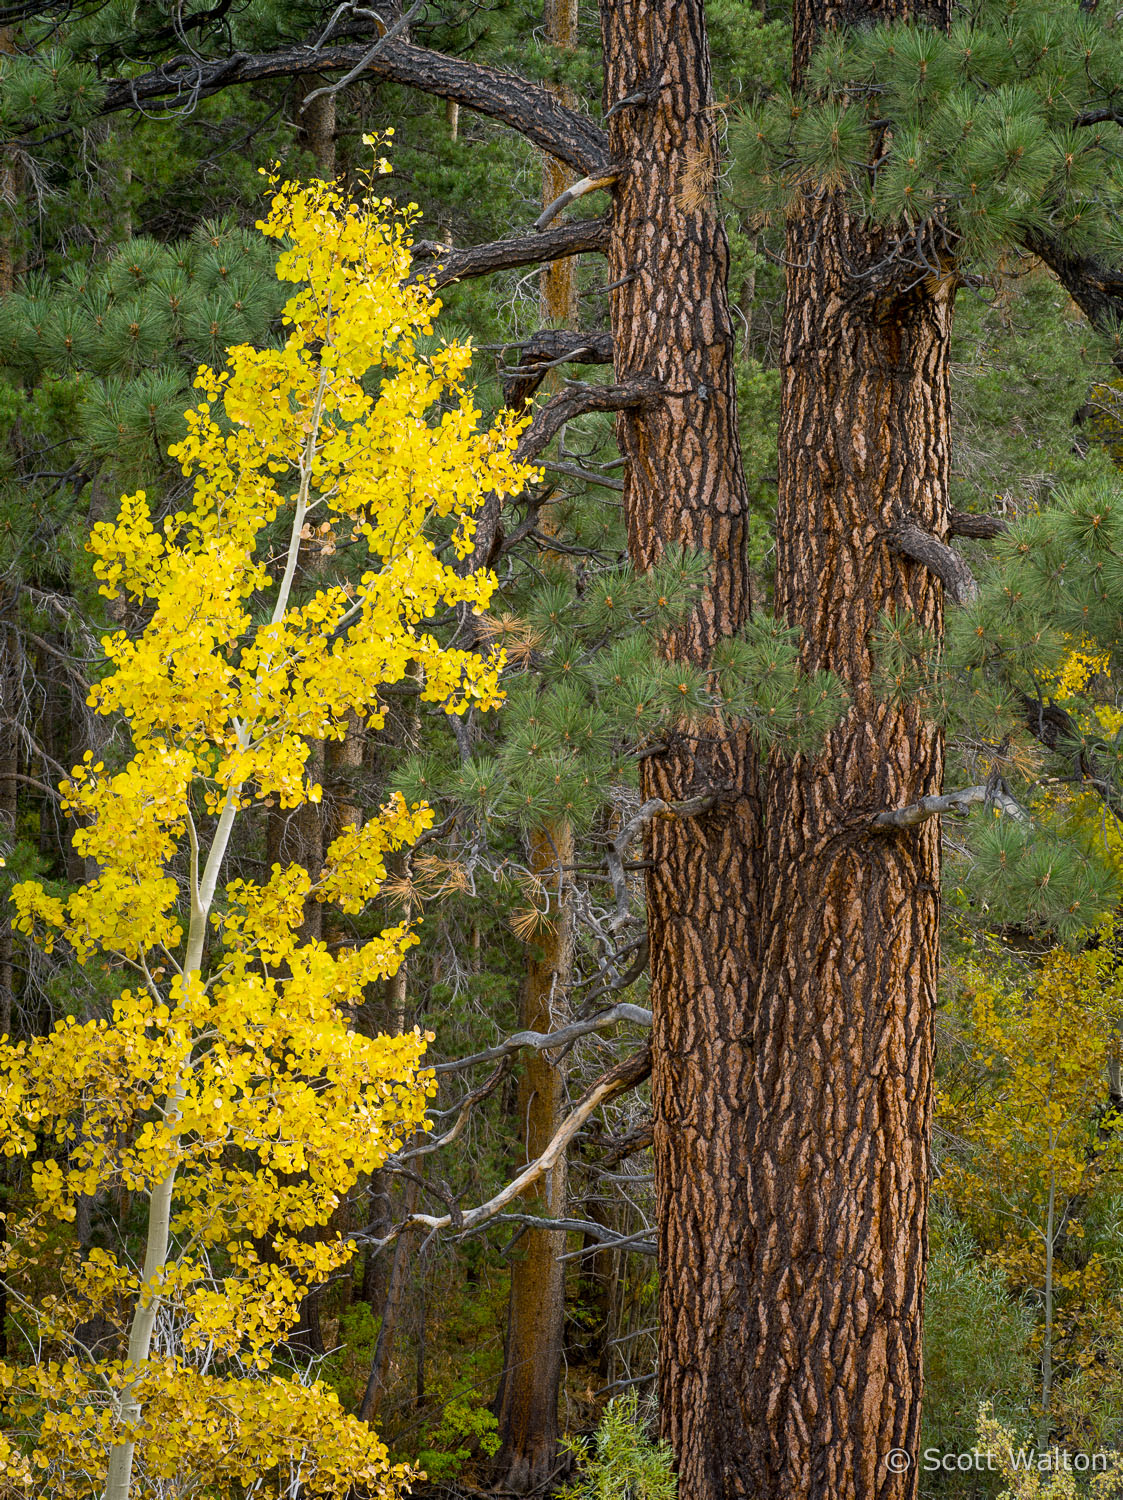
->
xmin=600 ymin=4 xmax=759 ymax=1493
xmin=739 ymin=188 xmax=952 ymax=1500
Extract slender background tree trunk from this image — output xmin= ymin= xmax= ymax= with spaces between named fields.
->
xmin=494 ymin=820 xmax=575 ymax=1491
xmin=493 ymin=10 xmax=581 ymax=1482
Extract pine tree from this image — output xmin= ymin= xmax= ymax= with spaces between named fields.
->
xmin=710 ymin=0 xmax=1123 ymax=1492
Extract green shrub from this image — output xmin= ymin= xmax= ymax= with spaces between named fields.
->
xmin=563 ymin=1391 xmax=677 ymax=1500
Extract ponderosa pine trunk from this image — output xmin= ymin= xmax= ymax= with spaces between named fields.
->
xmin=94 ymin=7 xmax=950 ymax=1492
xmin=599 ymin=1 xmax=759 ymax=1489
xmin=734 ymin=0 xmax=954 ymax=1491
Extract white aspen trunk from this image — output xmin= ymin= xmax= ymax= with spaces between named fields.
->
xmin=102 ymin=376 xmax=327 ymax=1500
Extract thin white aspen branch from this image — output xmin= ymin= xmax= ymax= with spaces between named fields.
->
xmin=103 ymin=367 xmax=333 ymax=1500
xmin=184 ymin=807 xmax=201 ymax=919
xmin=272 ymin=368 xmax=331 ymax=630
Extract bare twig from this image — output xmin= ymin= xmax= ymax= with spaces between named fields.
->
xmin=486 ymin=1214 xmax=655 ymax=1257
xmin=534 ymin=169 xmax=620 ymax=231
xmin=433 ymin=1001 xmax=651 ymax=1075
xmin=300 ymin=0 xmax=427 ymax=109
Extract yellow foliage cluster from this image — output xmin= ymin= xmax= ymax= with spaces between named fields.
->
xmin=976 ymin=1405 xmax=1123 ymax=1498
xmin=0 ymin=150 xmax=533 ymax=1498
xmin=939 ymin=932 xmax=1123 ymax=1433
xmin=1045 ymin=639 xmax=1123 ymax=739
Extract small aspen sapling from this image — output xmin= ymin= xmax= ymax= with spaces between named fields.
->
xmin=0 ymin=147 xmax=535 ymax=1500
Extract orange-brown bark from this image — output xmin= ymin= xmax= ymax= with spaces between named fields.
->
xmin=732 ymin=0 xmax=955 ymax=1484
xmin=737 ymin=199 xmax=951 ymax=1500
xmin=600 ymin=4 xmax=759 ymax=1493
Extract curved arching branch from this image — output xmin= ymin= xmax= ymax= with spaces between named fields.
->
xmin=100 ymin=38 xmax=611 ymax=175
xmin=355 ymin=1043 xmax=653 ymax=1252
xmin=411 ymin=218 xmax=610 ymax=291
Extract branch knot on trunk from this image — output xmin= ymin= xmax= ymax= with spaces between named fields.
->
xmin=890 ymin=515 xmax=979 ymax=604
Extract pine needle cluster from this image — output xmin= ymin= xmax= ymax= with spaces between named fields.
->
xmin=0 ymin=219 xmax=285 ymax=481
xmin=729 ymin=0 xmax=1123 ymax=277
xmin=396 ymin=549 xmax=844 ymax=836
xmin=933 ymin=476 xmax=1123 ymax=938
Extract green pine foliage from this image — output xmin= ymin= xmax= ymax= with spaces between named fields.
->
xmin=951 ymin=274 xmax=1119 ymax=517
xmin=729 ymin=0 xmax=1123 ymax=280
xmin=912 ymin=472 xmax=1123 ymax=940
xmin=394 ymin=548 xmax=845 ymax=839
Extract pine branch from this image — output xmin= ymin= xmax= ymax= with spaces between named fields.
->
xmin=489 ymin=1214 xmax=655 ymax=1257
xmin=598 ymin=1117 xmax=654 ymax=1167
xmin=891 ymin=518 xmax=979 ymax=604
xmin=1022 ymin=695 xmax=1123 ymax=822
xmin=871 ymin=782 xmax=1028 ymax=831
xmin=501 ymin=327 xmax=614 ymax=405
xmin=394 ymin=1061 xmax=510 ymax=1162
xmin=576 ymin=935 xmax=651 ymax=1012
xmin=1023 ymin=228 xmax=1123 ymax=370
xmin=604 ymin=788 xmax=733 ymax=931
xmin=100 ymin=39 xmax=611 ymax=174
xmin=411 ymin=219 xmax=610 ymax=291
xmin=557 ymin=1227 xmax=655 ymax=1260
xmin=534 ymin=168 xmax=621 ymax=231
xmin=461 ymin=376 xmax=649 ymax=570
xmin=947 ymin=508 xmax=1010 ymax=540
xmin=514 ymin=378 xmax=660 ymax=463
xmin=1073 ymin=107 xmax=1123 ymax=129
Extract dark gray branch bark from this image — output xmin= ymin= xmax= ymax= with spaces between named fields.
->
xmin=462 ymin=376 xmax=651 ymax=571
xmin=514 ymin=378 xmax=660 ymax=463
xmin=892 ymin=519 xmax=979 ymax=604
xmin=411 ymin=219 xmax=610 ymax=292
xmin=599 ymin=1118 xmax=654 ymax=1167
xmin=489 ymin=1215 xmax=655 ymax=1257
xmin=433 ymin=1001 xmax=651 ymax=1076
xmin=101 ymin=38 xmax=611 ymax=175
xmin=1073 ymin=107 xmax=1123 ymax=128
xmin=1022 ymin=695 xmax=1123 ymax=822
xmin=947 ymin=508 xmax=1010 ymax=540
xmin=1024 ymin=228 xmax=1123 ymax=371
xmin=604 ymin=788 xmax=733 ymax=932
xmin=501 ymin=327 xmax=614 ymax=405
xmin=871 ymin=782 xmax=1028 ymax=831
